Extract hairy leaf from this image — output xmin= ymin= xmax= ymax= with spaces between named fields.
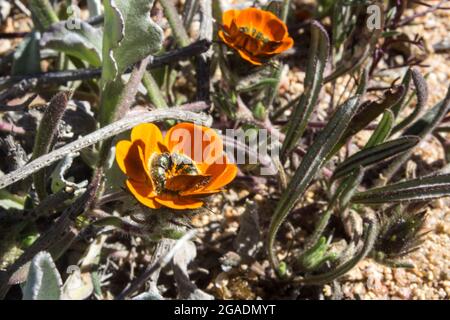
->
xmin=101 ymin=0 xmax=163 ymax=83
xmin=268 ymin=96 xmax=361 ymax=271
xmin=281 ymin=21 xmax=329 ymax=156
xmin=332 ymin=136 xmax=419 ymax=180
xmin=380 ymin=85 xmax=450 ymax=183
xmin=391 ymin=69 xmax=412 ymax=118
xmin=330 ymin=85 xmax=405 ymax=156
xmin=392 ymin=68 xmax=428 ymax=133
xmin=352 ymin=173 xmax=450 ymax=204
xmin=32 ymin=92 xmax=70 ymax=201
xmin=22 ymin=252 xmax=62 ymax=300
xmin=100 ymin=0 xmax=163 ymax=126
xmin=365 ymin=110 xmax=394 ymax=148
xmin=41 ymin=19 xmax=103 ymax=67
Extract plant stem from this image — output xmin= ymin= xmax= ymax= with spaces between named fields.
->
xmin=160 ymin=0 xmax=191 ymax=47
xmin=142 ymin=71 xmax=168 ymax=109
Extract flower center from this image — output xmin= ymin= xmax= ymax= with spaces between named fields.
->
xmin=238 ymin=26 xmax=270 ymax=44
xmin=149 ymin=152 xmax=200 ymax=194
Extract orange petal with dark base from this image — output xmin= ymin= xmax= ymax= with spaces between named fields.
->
xmin=116 ymin=140 xmax=147 ymax=182
xmin=126 ymin=179 xmax=160 ymax=209
xmin=154 ymin=193 xmax=204 ymax=210
xmin=131 ymin=123 xmax=165 ymax=162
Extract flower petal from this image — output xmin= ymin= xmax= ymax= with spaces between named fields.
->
xmin=130 ymin=123 xmax=165 ymax=163
xmin=165 ymin=174 xmax=211 ymax=193
xmin=262 ymin=18 xmax=289 ymax=42
xmin=260 ymin=37 xmax=294 ymax=56
xmin=126 ymin=179 xmax=160 ymax=209
xmin=190 ymin=154 xmax=238 ymax=193
xmin=116 ymin=140 xmax=147 ymax=182
xmin=165 ymin=122 xmax=223 ymax=166
xmin=222 ymin=9 xmax=238 ymax=28
xmin=235 ymin=47 xmax=263 ymax=65
xmin=235 ymin=8 xmax=265 ymax=30
xmin=154 ymin=194 xmax=204 ymax=210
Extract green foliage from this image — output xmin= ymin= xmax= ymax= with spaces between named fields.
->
xmin=22 ymin=252 xmax=62 ymax=300
xmin=281 ymin=21 xmax=329 ymax=156
xmin=12 ymin=32 xmax=41 ymax=75
xmin=100 ymin=0 xmax=164 ymax=126
xmin=268 ymin=96 xmax=361 ymax=270
xmin=41 ymin=19 xmax=103 ymax=66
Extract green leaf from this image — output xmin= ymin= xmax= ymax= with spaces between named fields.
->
xmin=330 ymin=85 xmax=405 ymax=156
xmin=29 ymin=0 xmax=59 ymax=31
xmin=325 ymin=0 xmax=384 ymax=83
xmin=391 ymin=69 xmax=412 ymax=118
xmin=12 ymin=32 xmax=41 ymax=75
xmin=100 ymin=0 xmax=164 ymax=126
xmin=332 ymin=136 xmax=419 ymax=180
xmin=281 ymin=21 xmax=329 ymax=156
xmin=380 ymin=85 xmax=450 ymax=183
xmin=41 ymin=19 xmax=103 ymax=67
xmin=332 ymin=167 xmax=364 ymax=210
xmin=267 ymin=96 xmax=361 ymax=270
xmin=101 ymin=0 xmax=163 ymax=83
xmin=392 ymin=68 xmax=428 ymax=133
xmin=297 ymin=236 xmax=337 ymax=272
xmin=365 ymin=110 xmax=394 ymax=148
xmin=0 ymin=189 xmax=26 ymax=210
xmin=352 ymin=173 xmax=450 ymax=204
xmin=22 ymin=252 xmax=62 ymax=300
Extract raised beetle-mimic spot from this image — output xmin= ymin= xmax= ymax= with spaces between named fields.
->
xmin=115 ymin=123 xmax=238 ymax=210
xmin=218 ymin=7 xmax=294 ymax=65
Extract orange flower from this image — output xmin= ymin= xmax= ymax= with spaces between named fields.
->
xmin=218 ymin=7 xmax=294 ymax=65
xmin=115 ymin=122 xmax=238 ymax=210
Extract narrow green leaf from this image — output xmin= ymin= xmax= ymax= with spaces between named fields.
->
xmin=12 ymin=32 xmax=41 ymax=76
xmin=380 ymin=85 xmax=450 ymax=183
xmin=391 ymin=69 xmax=412 ymax=118
xmin=333 ymin=167 xmax=364 ymax=210
xmin=365 ymin=109 xmax=394 ymax=148
xmin=41 ymin=19 xmax=103 ymax=67
xmin=29 ymin=0 xmax=59 ymax=31
xmin=392 ymin=68 xmax=428 ymax=133
xmin=237 ymin=78 xmax=279 ymax=93
xmin=330 ymin=85 xmax=405 ymax=156
xmin=281 ymin=21 xmax=329 ymax=156
xmin=268 ymin=96 xmax=361 ymax=270
xmin=352 ymin=173 xmax=450 ymax=204
xmin=332 ymin=136 xmax=419 ymax=180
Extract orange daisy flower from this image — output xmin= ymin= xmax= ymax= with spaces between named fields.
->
xmin=218 ymin=7 xmax=294 ymax=65
xmin=115 ymin=122 xmax=238 ymax=210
